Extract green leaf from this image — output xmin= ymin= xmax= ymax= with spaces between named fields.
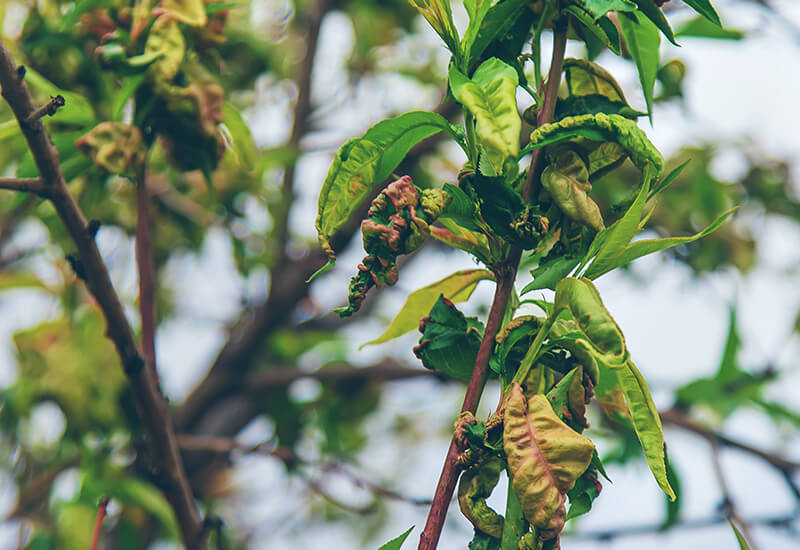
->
xmin=583 ymin=167 xmax=652 ymax=279
xmin=458 ymin=455 xmax=505 ymax=538
xmin=112 ymin=75 xmax=145 ymax=121
xmin=23 ymin=69 xmax=95 ymax=127
xmin=522 ymin=256 xmax=581 ymax=293
xmin=449 ymin=58 xmax=520 ymax=175
xmin=409 ymin=0 xmax=461 ymax=57
xmin=648 ymin=159 xmax=690 ymax=201
xmin=586 ymin=207 xmax=736 ymax=278
xmin=413 ymin=295 xmax=485 ymax=381
xmin=662 ymin=454 xmax=682 ymax=528
xmin=675 ymin=16 xmax=742 ymax=40
xmin=313 ymin=112 xmax=458 ymax=271
xmin=503 ymin=384 xmax=595 ymax=538
xmin=568 ymin=8 xmax=622 ymax=56
xmin=682 ymin=0 xmax=722 ymax=26
xmin=461 ymin=0 xmax=531 ymax=71
xmin=618 ymin=10 xmax=661 ymax=118
xmin=541 ymin=149 xmax=605 ymax=232
xmin=729 ymin=521 xmax=751 ymax=550
xmin=361 ymin=269 xmax=494 ymax=348
xmin=629 ymin=0 xmax=678 ymax=45
xmin=579 ymin=0 xmax=636 ymax=19
xmin=378 ymin=526 xmax=414 ymax=550
xmin=615 ymin=360 xmax=675 ymax=499
xmin=111 ymin=477 xmax=180 ymax=538
xmin=566 ymin=469 xmax=602 ymax=520
xmin=221 ymin=102 xmax=259 ymax=172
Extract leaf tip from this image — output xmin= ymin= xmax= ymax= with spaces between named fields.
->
xmin=306 ymin=258 xmax=335 ymax=283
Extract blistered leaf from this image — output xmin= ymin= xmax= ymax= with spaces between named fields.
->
xmin=491 ymin=315 xmax=541 ymax=379
xmin=545 ymin=366 xmax=588 ymax=430
xmin=458 ymin=455 xmax=505 ymax=538
xmin=557 ymin=58 xmax=644 ymax=120
xmin=409 ymin=0 xmax=461 ymax=56
xmin=503 ymin=385 xmax=594 ymax=539
xmin=449 ymin=58 xmax=520 ymax=175
xmin=542 ymin=149 xmax=605 ymax=232
xmin=75 ymin=122 xmax=146 ymax=178
xmin=529 ymin=113 xmax=663 ymax=179
xmin=23 ymin=68 xmax=95 ymax=127
xmin=338 ymin=177 xmax=440 ymax=316
xmin=618 ymin=10 xmax=661 ymax=118
xmin=378 ymin=526 xmax=414 ymax=550
xmin=361 ymin=269 xmax=494 ymax=348
xmin=313 ymin=112 xmax=459 ymax=272
xmin=145 ymin=15 xmax=186 ymax=81
xmin=413 ymin=295 xmax=484 ymax=381
xmin=163 ymin=0 xmax=207 ymax=26
xmin=682 ymin=0 xmax=721 ymax=26
xmin=431 ymin=219 xmax=492 ymax=263
xmin=616 ymin=360 xmax=675 ymax=499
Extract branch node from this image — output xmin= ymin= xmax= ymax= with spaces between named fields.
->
xmin=123 ymin=354 xmax=146 ymax=376
xmin=25 ymin=94 xmax=65 ymax=125
xmin=16 ymin=65 xmax=25 ymax=80
xmin=65 ymin=253 xmax=87 ymax=281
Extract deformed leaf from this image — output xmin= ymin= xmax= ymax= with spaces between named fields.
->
xmin=145 ymin=15 xmax=186 ymax=82
xmin=618 ymin=10 xmax=661 ymax=118
xmin=458 ymin=455 xmax=505 ymax=538
xmin=545 ymin=366 xmax=588 ymax=430
xmin=503 ymin=385 xmax=594 ymax=540
xmin=541 ymin=149 xmax=605 ymax=232
xmin=449 ymin=58 xmax=520 ymax=175
xmin=529 ymin=113 xmax=664 ymax=179
xmin=163 ymin=0 xmax=207 ymax=26
xmin=361 ymin=269 xmax=494 ymax=348
xmin=314 ymin=111 xmax=459 ymax=271
xmin=616 ymin=360 xmax=675 ymax=499
xmin=556 ymin=58 xmax=644 ymax=120
xmin=413 ymin=295 xmax=484 ymax=381
xmin=75 ymin=122 xmax=146 ymax=178
xmin=378 ymin=526 xmax=414 ymax=550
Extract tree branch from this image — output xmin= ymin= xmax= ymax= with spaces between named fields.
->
xmin=135 ymin=171 xmax=157 ymax=378
xmin=0 ymin=38 xmax=205 ymax=548
xmin=0 ymin=177 xmax=47 ymax=196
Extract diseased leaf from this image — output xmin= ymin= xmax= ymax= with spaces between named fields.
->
xmin=545 ymin=366 xmax=588 ymax=430
xmin=618 ymin=10 xmax=661 ymax=118
xmin=378 ymin=526 xmax=414 ymax=550
xmin=529 ymin=113 xmax=664 ymax=179
xmin=145 ymin=15 xmax=186 ymax=82
xmin=313 ymin=112 xmax=459 ymax=273
xmin=566 ymin=468 xmax=602 ymax=520
xmin=75 ymin=122 xmax=146 ymax=179
xmin=682 ymin=0 xmax=722 ymax=26
xmin=431 ymin=219 xmax=492 ymax=263
xmin=541 ymin=149 xmax=605 ymax=232
xmin=556 ymin=58 xmax=644 ymax=120
xmin=458 ymin=455 xmax=505 ymax=538
xmin=491 ymin=315 xmax=541 ymax=379
xmin=413 ymin=295 xmax=485 ymax=381
xmin=449 ymin=58 xmax=520 ymax=175
xmin=503 ymin=385 xmax=595 ymax=540
xmin=616 ymin=360 xmax=675 ymax=499
xmin=361 ymin=269 xmax=494 ymax=348
xmin=163 ymin=0 xmax=207 ymax=26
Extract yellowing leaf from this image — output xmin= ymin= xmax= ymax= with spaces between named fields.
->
xmin=503 ymin=384 xmax=594 ymax=539
xmin=163 ymin=0 xmax=207 ymax=26
xmin=145 ymin=15 xmax=186 ymax=81
xmin=361 ymin=269 xmax=494 ymax=348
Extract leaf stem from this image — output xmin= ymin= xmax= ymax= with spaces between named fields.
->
xmin=89 ymin=496 xmax=110 ymax=550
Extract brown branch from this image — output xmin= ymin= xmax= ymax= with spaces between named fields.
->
xmin=135 ymin=172 xmax=157 ymax=378
xmin=0 ymin=177 xmax=47 ymax=196
xmin=0 ymin=38 xmax=205 ymax=548
xmin=24 ymin=94 xmax=64 ymax=125
xmin=419 ymin=20 xmax=569 ymax=550
xmin=89 ymin=496 xmax=110 ymax=550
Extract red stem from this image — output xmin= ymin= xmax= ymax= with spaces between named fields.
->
xmin=418 ymin=21 xmax=569 ymax=550
xmin=135 ymin=174 xmax=157 ymax=377
xmin=89 ymin=496 xmax=110 ymax=550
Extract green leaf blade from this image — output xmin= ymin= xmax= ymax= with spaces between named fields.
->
xmin=618 ymin=10 xmax=661 ymax=119
xmin=378 ymin=526 xmax=415 ymax=550
xmin=361 ymin=269 xmax=494 ymax=348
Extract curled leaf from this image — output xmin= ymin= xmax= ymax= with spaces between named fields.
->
xmin=458 ymin=455 xmax=505 ymax=539
xmin=529 ymin=113 xmax=664 ymax=180
xmin=503 ymin=384 xmax=594 ymax=540
xmin=338 ymin=177 xmax=438 ymax=317
xmin=75 ymin=122 xmax=146 ymax=178
xmin=541 ymin=149 xmax=605 ymax=232
xmin=145 ymin=15 xmax=185 ymax=82
xmin=163 ymin=0 xmax=207 ymax=27
xmin=557 ymin=58 xmax=644 ymax=120
xmin=314 ymin=112 xmax=459 ymax=272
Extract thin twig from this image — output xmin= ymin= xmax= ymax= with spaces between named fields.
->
xmin=0 ymin=38 xmax=205 ymax=548
xmin=89 ymin=495 xmax=110 ymax=550
xmin=135 ymin=171 xmax=157 ymax=378
xmin=0 ymin=177 xmax=46 ymax=196
xmin=24 ymin=94 xmax=64 ymax=125
xmin=710 ymin=441 xmax=759 ymax=550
